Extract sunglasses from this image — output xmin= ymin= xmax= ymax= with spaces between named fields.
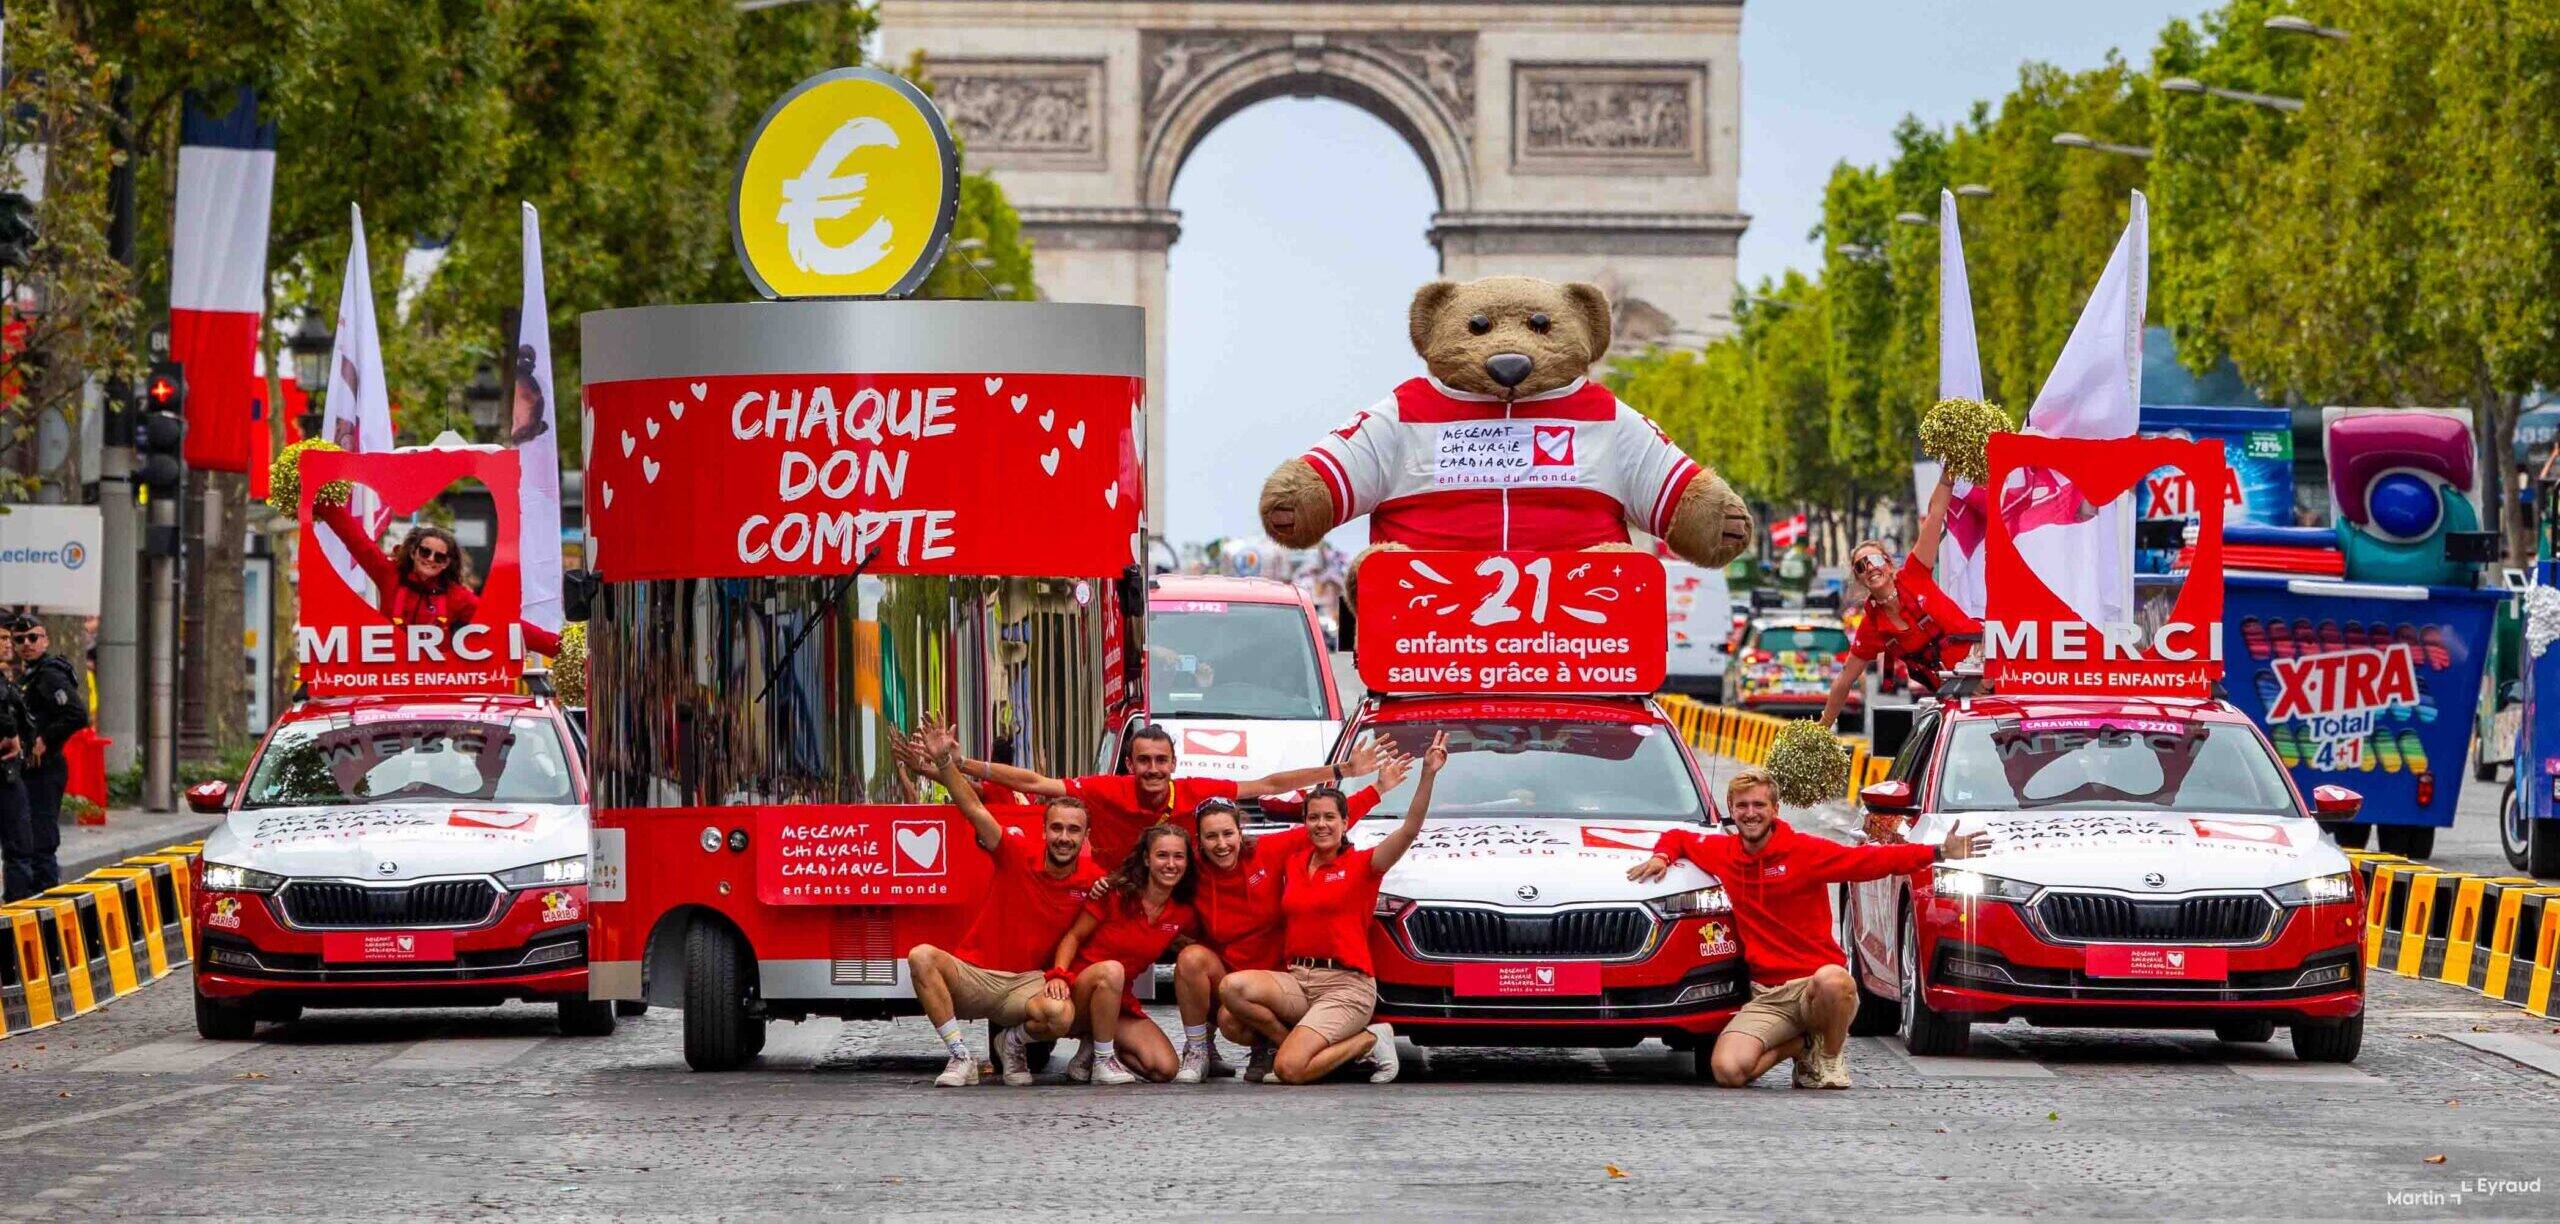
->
xmin=1852 ymin=554 xmax=1891 ymax=575
xmin=415 ymin=547 xmax=453 ymax=564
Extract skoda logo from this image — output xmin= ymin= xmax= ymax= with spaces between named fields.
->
xmin=1516 ymin=884 xmax=1539 ymax=902
xmin=2142 ymin=872 xmax=2166 ymax=889
xmin=376 ymin=861 xmax=399 ymax=877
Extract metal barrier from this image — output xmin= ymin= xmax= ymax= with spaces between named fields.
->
xmin=0 ymin=841 xmax=202 ymax=1039
xmin=2348 ymin=851 xmax=2557 ymax=1019
xmin=1657 ymin=694 xmax=1889 ymax=802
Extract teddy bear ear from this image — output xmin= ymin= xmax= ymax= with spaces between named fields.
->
xmin=1408 ymin=280 xmax=1460 ymax=358
xmin=1562 ymin=283 xmax=1613 ymax=361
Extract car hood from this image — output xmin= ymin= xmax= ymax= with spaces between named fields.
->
xmin=1154 ymin=718 xmax=1342 ymax=782
xmin=1348 ymin=815 xmax=1720 ymax=906
xmin=202 ymin=802 xmax=590 ymax=881
xmin=1915 ymin=809 xmax=2345 ymax=891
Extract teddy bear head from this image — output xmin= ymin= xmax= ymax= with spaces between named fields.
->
xmin=1408 ymin=276 xmax=1613 ymax=399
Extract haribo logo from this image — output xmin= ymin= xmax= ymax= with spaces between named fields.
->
xmin=2324 ymin=409 xmax=2479 ymax=586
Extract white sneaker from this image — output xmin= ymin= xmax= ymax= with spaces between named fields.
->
xmin=1066 ymin=1040 xmax=1095 ymax=1083
xmin=1812 ymin=1044 xmax=1853 ymax=1089
xmin=996 ymin=1027 xmax=1034 ymax=1086
xmin=933 ymin=1053 xmax=980 ymax=1087
xmin=1360 ymin=1023 xmax=1401 ymax=1084
xmin=1091 ymin=1053 xmax=1139 ymax=1085
xmin=1173 ymin=1044 xmax=1209 ymax=1084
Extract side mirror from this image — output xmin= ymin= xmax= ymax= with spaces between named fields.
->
xmin=185 ymin=780 xmax=231 ymax=815
xmin=2309 ymin=784 xmax=2362 ymax=819
xmin=1860 ymin=779 xmax=1917 ymax=814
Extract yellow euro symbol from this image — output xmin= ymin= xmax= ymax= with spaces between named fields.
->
xmin=732 ymin=68 xmax=957 ymax=300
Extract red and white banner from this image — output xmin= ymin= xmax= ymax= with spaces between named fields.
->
xmin=1770 ymin=513 xmax=1807 ymax=549
xmin=754 ymin=805 xmax=1000 ymax=906
xmin=513 ymin=204 xmax=564 ymax=635
xmin=1355 ymin=551 xmax=1666 ymax=694
xmin=295 ymin=447 xmax=524 ymax=696
xmin=1983 ymin=433 xmax=2224 ymax=695
xmin=582 ymin=372 xmax=1143 ymax=580
xmin=169 ymin=88 xmax=275 ymax=474
xmin=1933 ymin=187 xmax=1990 ymax=618
xmin=2013 ymin=190 xmax=2148 ymax=627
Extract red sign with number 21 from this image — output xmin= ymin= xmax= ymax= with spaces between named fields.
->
xmin=1356 ymin=551 xmax=1666 ymax=694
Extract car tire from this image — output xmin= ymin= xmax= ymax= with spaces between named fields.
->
xmin=1898 ymin=909 xmax=1971 ymax=1056
xmin=558 ymin=998 xmax=619 ymax=1037
xmin=2529 ymin=808 xmax=2560 ymax=880
xmin=194 ymin=988 xmax=258 ymax=1041
xmin=2502 ymin=781 xmax=2532 ymax=872
xmin=2327 ymin=822 xmax=2373 ymax=850
xmin=615 ymin=999 xmax=650 ymax=1018
xmin=2213 ymin=1019 xmax=2276 ymax=1044
xmin=254 ymin=1000 xmax=302 ymax=1025
xmin=1846 ymin=935 xmax=1899 ymax=1038
xmin=681 ymin=921 xmax=763 ymax=1071
xmin=2291 ymin=1013 xmax=2363 ymax=1063
xmin=2375 ymin=824 xmax=2436 ymax=859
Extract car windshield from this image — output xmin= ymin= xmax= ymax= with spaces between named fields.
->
xmin=1359 ymin=718 xmax=1707 ymax=822
xmin=243 ymin=715 xmax=577 ymax=808
xmin=1934 ymin=718 xmax=2298 ymax=816
xmin=1757 ymin=625 xmax=1848 ymax=654
xmin=1148 ymin=602 xmax=1329 ymax=720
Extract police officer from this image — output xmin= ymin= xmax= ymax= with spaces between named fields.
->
xmin=0 ymin=622 xmax=34 ymax=900
xmin=12 ymin=616 xmax=85 ymax=893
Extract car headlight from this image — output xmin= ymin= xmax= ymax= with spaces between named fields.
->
xmin=495 ymin=856 xmax=589 ymax=889
xmin=1646 ymin=886 xmax=1732 ymax=919
xmin=201 ymin=861 xmax=285 ymax=894
xmin=2269 ymin=872 xmax=2355 ymax=906
xmin=1930 ymin=869 xmax=2038 ymax=903
xmin=1374 ymin=892 xmax=1413 ymax=919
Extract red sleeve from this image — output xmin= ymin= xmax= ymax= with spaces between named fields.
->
xmin=1649 ymin=826 xmax=1707 ymax=865
xmin=1063 ymin=775 xmax=1116 ymax=805
xmin=1188 ymin=778 xmax=1241 ymax=804
xmin=1796 ymin=837 xmax=1936 ymax=885
xmin=521 ymin=623 xmax=562 ymax=656
xmin=1344 ymin=786 xmax=1382 ymax=823
xmin=1254 ymin=825 xmax=1312 ymax=860
xmin=1355 ymin=846 xmax=1387 ymax=877
xmin=316 ymin=501 xmax=399 ymax=592
xmin=1078 ymin=897 xmax=1112 ymax=926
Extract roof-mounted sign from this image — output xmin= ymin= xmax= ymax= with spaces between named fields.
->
xmin=731 ymin=67 xmax=958 ymax=301
xmin=1356 ymin=551 xmax=1667 ymax=695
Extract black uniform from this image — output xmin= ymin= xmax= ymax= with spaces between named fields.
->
xmin=0 ymin=678 xmax=32 ymax=900
xmin=18 ymin=653 xmax=84 ymax=893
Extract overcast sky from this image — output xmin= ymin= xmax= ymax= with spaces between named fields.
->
xmin=1161 ymin=1 xmax=2218 ymax=544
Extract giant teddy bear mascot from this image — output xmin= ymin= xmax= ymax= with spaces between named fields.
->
xmin=1258 ymin=276 xmax=1753 ymax=566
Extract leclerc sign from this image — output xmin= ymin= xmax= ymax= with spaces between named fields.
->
xmin=0 ymin=504 xmax=103 ymax=614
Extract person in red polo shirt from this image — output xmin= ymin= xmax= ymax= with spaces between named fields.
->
xmin=1628 ymin=766 xmax=1987 ymax=1088
xmin=1822 ymin=474 xmax=1979 ymax=725
xmin=1047 ymin=823 xmax=1199 ymax=1084
xmin=1220 ymin=731 xmax=1449 ymax=1086
xmin=945 ymin=723 xmax=1392 ymax=866
xmin=904 ymin=722 xmax=1105 ymax=1088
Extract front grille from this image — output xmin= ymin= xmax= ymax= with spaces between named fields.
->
xmin=277 ymin=879 xmax=502 ymax=929
xmin=1404 ymin=905 xmax=1655 ymax=960
xmin=2032 ymin=891 xmax=2276 ymax=945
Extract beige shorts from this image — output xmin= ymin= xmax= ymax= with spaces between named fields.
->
xmin=1271 ymin=964 xmax=1378 ymax=1044
xmin=941 ymin=960 xmax=1047 ymax=1027
xmin=1725 ymin=976 xmax=1819 ymax=1049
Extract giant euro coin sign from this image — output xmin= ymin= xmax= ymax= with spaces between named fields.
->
xmin=731 ymin=67 xmax=958 ymax=300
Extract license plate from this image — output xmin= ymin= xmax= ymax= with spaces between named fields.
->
xmin=2084 ymin=945 xmax=2227 ymax=980
xmin=321 ymin=931 xmax=457 ymax=964
xmin=1451 ymin=963 xmax=1602 ymax=997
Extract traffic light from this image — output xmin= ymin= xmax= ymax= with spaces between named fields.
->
xmin=0 ymin=193 xmax=35 ymax=271
xmin=135 ymin=361 xmax=187 ymax=500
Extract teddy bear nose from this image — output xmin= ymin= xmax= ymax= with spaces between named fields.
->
xmin=1484 ymin=353 xmax=1534 ymax=389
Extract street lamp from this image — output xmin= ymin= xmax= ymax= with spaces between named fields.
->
xmin=2053 ymin=131 xmax=2154 ymax=160
xmin=2160 ymin=76 xmax=2304 ymax=113
xmin=2264 ymin=15 xmax=2349 ymax=40
xmin=1836 ymin=242 xmax=1886 ymax=264
xmin=1954 ymin=183 xmax=1994 ymax=199
xmin=287 ymin=310 xmax=333 ymax=438
xmin=1893 ymin=211 xmax=1930 ymax=226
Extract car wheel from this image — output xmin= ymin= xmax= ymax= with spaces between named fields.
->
xmin=2327 ymin=822 xmax=2373 ymax=850
xmin=2529 ymin=807 xmax=2560 ymax=879
xmin=2213 ymin=1019 xmax=2276 ymax=1044
xmin=194 ymin=987 xmax=258 ymax=1041
xmin=558 ymin=998 xmax=619 ymax=1037
xmin=1898 ymin=908 xmax=1970 ymax=1056
xmin=2502 ymin=781 xmax=2532 ymax=872
xmin=1846 ymin=930 xmax=1898 ymax=1038
xmin=2290 ymin=1013 xmax=2363 ymax=1063
xmin=2375 ymin=825 xmax=2436 ymax=859
xmin=253 ymin=1000 xmax=302 ymax=1025
xmin=681 ymin=921 xmax=764 ymax=1071
xmin=614 ymin=999 xmax=650 ymax=1018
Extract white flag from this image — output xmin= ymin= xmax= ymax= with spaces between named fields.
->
xmin=318 ymin=203 xmax=396 ymax=603
xmin=2014 ymin=190 xmax=2147 ymax=625
xmin=514 ymin=203 xmax=564 ymax=636
xmin=1933 ymin=188 xmax=1989 ymax=618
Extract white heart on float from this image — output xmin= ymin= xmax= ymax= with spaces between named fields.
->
xmin=646 ymin=419 xmax=661 ymax=438
xmin=642 ymin=457 xmax=662 ymax=483
xmin=1038 ymin=410 xmax=1055 ymax=431
xmin=620 ymin=432 xmax=635 ymax=458
xmin=601 ymin=482 xmax=614 ymax=508
xmin=666 ymin=399 xmax=686 ymax=420
xmin=894 ymin=825 xmax=944 ymax=870
xmin=1011 ymin=393 xmax=1029 ymax=413
xmin=984 ymin=376 xmax=1003 ymax=395
xmin=689 ymin=382 xmax=707 ymax=400
xmin=1104 ymin=483 xmax=1118 ymax=508
xmin=1039 ymin=449 xmax=1059 ymax=476
xmin=1067 ymin=421 xmax=1086 ymax=449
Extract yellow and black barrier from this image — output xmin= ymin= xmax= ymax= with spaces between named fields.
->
xmin=2348 ymin=850 xmax=2557 ymax=1019
xmin=1658 ymin=694 xmax=1890 ymax=803
xmin=0 ymin=840 xmax=203 ymax=1040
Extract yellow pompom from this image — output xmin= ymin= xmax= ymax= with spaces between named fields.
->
xmin=1919 ymin=397 xmax=2017 ymax=485
xmin=267 ymin=439 xmax=353 ymax=514
xmin=552 ymin=622 xmax=588 ymax=706
xmin=1765 ymin=719 xmax=1851 ymax=807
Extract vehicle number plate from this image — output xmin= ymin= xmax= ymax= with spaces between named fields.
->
xmin=321 ymin=931 xmax=457 ymax=963
xmin=2083 ymin=945 xmax=2227 ymax=980
xmin=1451 ymin=963 xmax=1601 ymax=997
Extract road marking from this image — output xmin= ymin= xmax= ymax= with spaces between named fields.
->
xmin=2223 ymin=1059 xmax=2381 ymax=1084
xmin=77 ymin=1037 xmax=262 ymax=1075
xmin=0 ymin=1083 xmax=230 ymax=1144
xmin=2443 ymin=1030 xmax=2560 ymax=1079
xmin=760 ymin=1018 xmax=846 ymax=1067
xmin=1890 ymin=1035 xmax=2056 ymax=1078
xmin=375 ymin=1036 xmax=551 ymax=1071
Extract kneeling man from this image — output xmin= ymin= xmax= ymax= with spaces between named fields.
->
xmin=1629 ymin=767 xmax=1986 ymax=1088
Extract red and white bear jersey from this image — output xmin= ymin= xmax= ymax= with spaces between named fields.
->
xmin=1296 ymin=377 xmax=1702 ymax=551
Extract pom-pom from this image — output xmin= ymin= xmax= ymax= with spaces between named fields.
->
xmin=267 ymin=439 xmax=354 ymax=514
xmin=1919 ymin=397 xmax=2016 ymax=484
xmin=552 ymin=622 xmax=588 ymax=706
xmin=1765 ymin=718 xmax=1851 ymax=807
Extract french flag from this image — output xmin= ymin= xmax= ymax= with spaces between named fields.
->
xmin=169 ymin=88 xmax=276 ymax=474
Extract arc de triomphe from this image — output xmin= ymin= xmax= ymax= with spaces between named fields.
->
xmin=880 ymin=1 xmax=1747 ymax=517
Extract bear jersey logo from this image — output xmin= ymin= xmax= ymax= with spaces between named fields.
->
xmin=732 ymin=68 xmax=958 ymax=300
